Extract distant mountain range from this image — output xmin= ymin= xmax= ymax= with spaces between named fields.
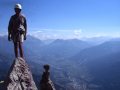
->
xmin=0 ymin=35 xmax=120 ymax=90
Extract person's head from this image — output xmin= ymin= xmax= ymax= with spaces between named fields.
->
xmin=14 ymin=4 xmax=22 ymax=15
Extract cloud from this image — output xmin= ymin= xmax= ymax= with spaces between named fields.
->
xmin=28 ymin=28 xmax=120 ymax=40
xmin=0 ymin=31 xmax=7 ymax=36
xmin=29 ymin=28 xmax=83 ymax=40
xmin=74 ymin=29 xmax=82 ymax=35
xmin=73 ymin=29 xmax=82 ymax=37
xmin=30 ymin=30 xmax=43 ymax=34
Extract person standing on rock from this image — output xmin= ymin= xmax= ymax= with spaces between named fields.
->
xmin=8 ymin=4 xmax=27 ymax=58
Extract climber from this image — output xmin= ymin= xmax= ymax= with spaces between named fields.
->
xmin=8 ymin=4 xmax=27 ymax=58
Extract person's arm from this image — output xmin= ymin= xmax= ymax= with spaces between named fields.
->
xmin=8 ymin=16 xmax=13 ymax=41
xmin=24 ymin=17 xmax=27 ymax=40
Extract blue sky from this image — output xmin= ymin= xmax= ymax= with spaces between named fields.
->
xmin=0 ymin=0 xmax=120 ymax=39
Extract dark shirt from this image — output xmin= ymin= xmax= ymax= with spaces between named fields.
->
xmin=8 ymin=14 xmax=27 ymax=37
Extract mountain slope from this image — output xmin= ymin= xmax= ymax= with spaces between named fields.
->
xmin=69 ymin=40 xmax=120 ymax=90
xmin=86 ymin=52 xmax=120 ymax=90
xmin=72 ymin=40 xmax=120 ymax=61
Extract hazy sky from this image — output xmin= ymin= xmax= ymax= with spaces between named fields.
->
xmin=0 ymin=0 xmax=120 ymax=39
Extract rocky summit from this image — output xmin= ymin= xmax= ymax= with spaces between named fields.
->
xmin=5 ymin=57 xmax=38 ymax=90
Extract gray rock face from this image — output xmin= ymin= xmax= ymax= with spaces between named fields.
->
xmin=6 ymin=57 xmax=38 ymax=90
xmin=40 ymin=65 xmax=56 ymax=90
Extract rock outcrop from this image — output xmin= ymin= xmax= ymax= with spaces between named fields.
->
xmin=40 ymin=65 xmax=56 ymax=90
xmin=5 ymin=57 xmax=38 ymax=90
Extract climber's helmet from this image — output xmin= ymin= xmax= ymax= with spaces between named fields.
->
xmin=14 ymin=4 xmax=22 ymax=14
xmin=14 ymin=4 xmax=22 ymax=9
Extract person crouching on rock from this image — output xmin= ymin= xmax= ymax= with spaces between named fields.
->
xmin=8 ymin=4 xmax=27 ymax=58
